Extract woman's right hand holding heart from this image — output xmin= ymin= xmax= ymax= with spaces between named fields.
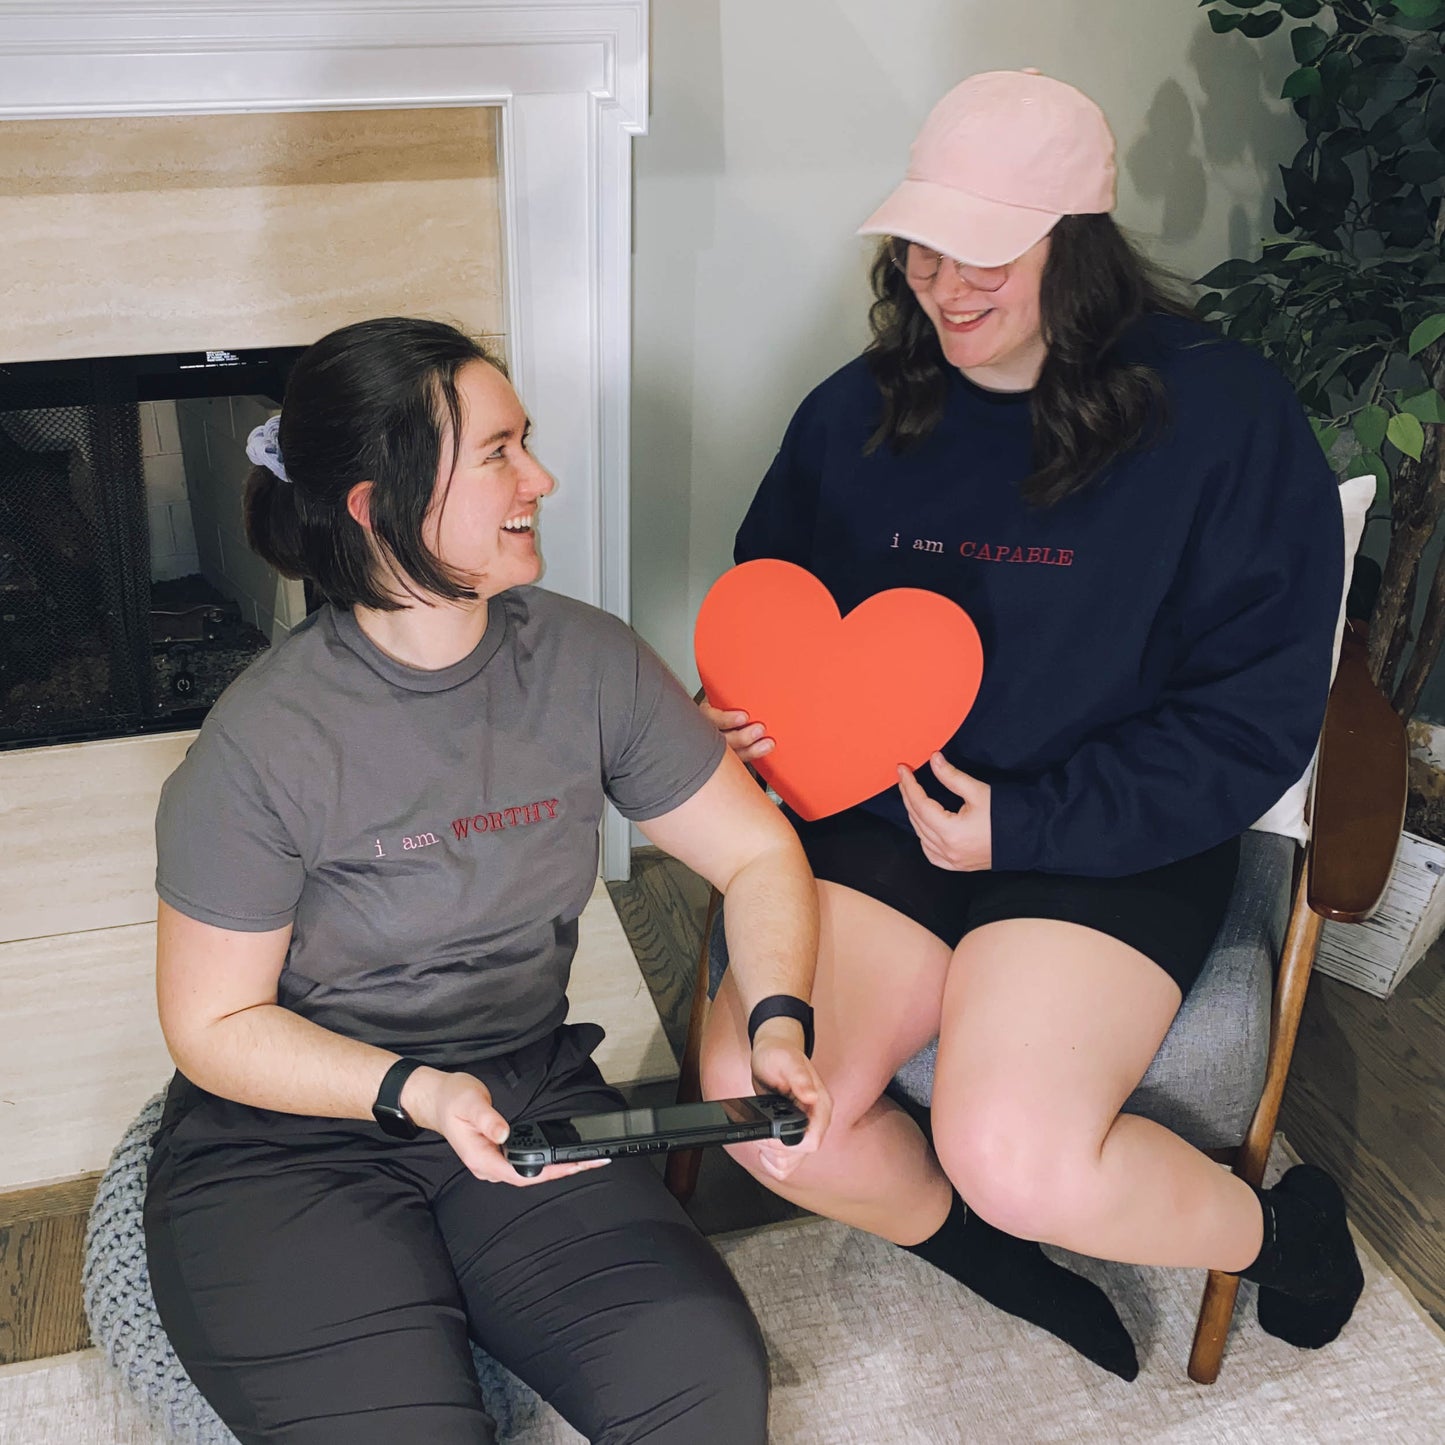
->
xmin=699 ymin=701 xmax=775 ymax=763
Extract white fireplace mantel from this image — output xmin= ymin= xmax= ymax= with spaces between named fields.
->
xmin=0 ymin=0 xmax=648 ymax=875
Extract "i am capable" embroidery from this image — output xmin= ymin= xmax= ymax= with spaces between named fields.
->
xmin=890 ymin=533 xmax=1074 ymax=566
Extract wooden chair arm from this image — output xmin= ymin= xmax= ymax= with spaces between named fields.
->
xmin=1191 ymin=619 xmax=1403 ymax=1384
xmin=1306 ymin=621 xmax=1408 ymax=922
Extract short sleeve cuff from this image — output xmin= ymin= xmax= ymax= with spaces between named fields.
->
xmin=610 ymin=734 xmax=727 ymax=823
xmin=156 ymin=881 xmax=297 ymax=933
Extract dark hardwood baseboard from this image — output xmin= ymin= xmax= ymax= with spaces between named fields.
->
xmin=0 ymin=1174 xmax=100 ymax=1364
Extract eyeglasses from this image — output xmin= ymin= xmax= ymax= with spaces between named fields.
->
xmin=889 ymin=239 xmax=1010 ymax=293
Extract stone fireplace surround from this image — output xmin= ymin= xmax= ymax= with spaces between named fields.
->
xmin=0 ymin=1 xmax=650 ymax=1195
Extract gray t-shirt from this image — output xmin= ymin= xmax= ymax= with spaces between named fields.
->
xmin=155 ymin=588 xmax=724 ymax=1066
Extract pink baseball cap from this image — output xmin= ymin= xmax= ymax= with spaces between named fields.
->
xmin=858 ymin=70 xmax=1117 ymax=269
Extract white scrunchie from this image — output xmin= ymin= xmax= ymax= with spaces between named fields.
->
xmin=245 ymin=414 xmax=289 ymax=483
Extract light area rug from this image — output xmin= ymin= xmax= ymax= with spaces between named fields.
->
xmin=3 ymin=1149 xmax=1442 ymax=1445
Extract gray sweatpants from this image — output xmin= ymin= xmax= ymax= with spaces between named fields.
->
xmin=144 ymin=1025 xmax=768 ymax=1444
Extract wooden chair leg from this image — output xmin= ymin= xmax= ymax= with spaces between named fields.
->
xmin=1187 ymin=871 xmax=1324 ymax=1384
xmin=1189 ymin=1269 xmax=1246 ymax=1385
xmin=663 ymin=888 xmax=722 ymax=1205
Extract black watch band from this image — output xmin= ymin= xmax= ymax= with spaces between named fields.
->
xmin=372 ymin=1056 xmax=428 ymax=1140
xmin=746 ymin=995 xmax=815 ymax=1058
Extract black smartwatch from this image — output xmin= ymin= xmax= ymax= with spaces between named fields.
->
xmin=372 ymin=1056 xmax=429 ymax=1140
xmin=747 ymin=995 xmax=815 ymax=1058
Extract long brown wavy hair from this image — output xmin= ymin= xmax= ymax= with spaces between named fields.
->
xmin=864 ymin=215 xmax=1198 ymax=507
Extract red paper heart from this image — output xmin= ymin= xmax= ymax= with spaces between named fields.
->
xmin=695 ymin=560 xmax=984 ymax=820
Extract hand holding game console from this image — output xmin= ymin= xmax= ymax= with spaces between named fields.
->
xmin=747 ymin=1015 xmax=832 ymax=1182
xmin=404 ymin=1067 xmax=611 ymax=1187
xmin=498 ymin=1013 xmax=831 ymax=1180
xmin=503 ymin=1094 xmax=811 ymax=1177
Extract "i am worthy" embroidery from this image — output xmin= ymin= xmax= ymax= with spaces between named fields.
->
xmin=370 ymin=797 xmax=560 ymax=856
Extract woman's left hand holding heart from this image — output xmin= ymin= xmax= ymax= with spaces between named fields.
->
xmin=897 ymin=753 xmax=993 ymax=872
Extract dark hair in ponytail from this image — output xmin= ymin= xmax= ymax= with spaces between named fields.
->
xmin=863 ymin=215 xmax=1198 ymax=506
xmin=243 ymin=316 xmax=502 ymax=609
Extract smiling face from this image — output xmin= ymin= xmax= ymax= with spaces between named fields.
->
xmin=422 ymin=359 xmax=555 ymax=601
xmin=908 ymin=234 xmax=1051 ymax=391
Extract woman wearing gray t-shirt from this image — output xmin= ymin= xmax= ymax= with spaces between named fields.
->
xmin=146 ymin=316 xmax=829 ymax=1445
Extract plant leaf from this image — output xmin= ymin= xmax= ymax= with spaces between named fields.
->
xmin=1408 ymin=314 xmax=1445 ymax=357
xmin=1282 ymin=66 xmax=1324 ymax=98
xmin=1378 ymin=191 xmax=1432 ymax=249
xmin=1356 ymin=35 xmax=1407 ymax=65
xmin=1393 ymin=0 xmax=1442 ymax=17
xmin=1315 ymin=348 xmax=1363 ymax=391
xmin=1315 ymin=150 xmax=1354 ymax=209
xmin=1219 ymin=282 xmax=1272 ymax=316
xmin=1398 ymin=150 xmax=1445 ymax=185
xmin=1281 ymin=0 xmax=1322 ymax=14
xmin=1388 ymin=411 xmax=1427 ymax=462
xmin=1401 ymin=389 xmax=1445 ymax=424
xmin=1322 ymin=126 xmax=1368 ymax=160
xmin=1320 ymin=51 xmax=1354 ymax=101
xmin=1357 ymin=450 xmax=1390 ymax=492
xmin=1239 ymin=11 xmax=1285 ymax=35
xmin=1355 ymin=404 xmax=1389 ymax=454
xmin=1353 ymin=62 xmax=1422 ymax=109
xmin=1320 ymin=325 xmax=1390 ymax=353
xmin=1291 ymin=24 xmax=1329 ymax=63
xmin=1368 ymin=106 xmax=1427 ymax=153
xmin=1310 ymin=419 xmax=1342 ymax=456
xmin=1209 ymin=9 xmax=1244 ymax=30
xmin=1197 ymin=258 xmax=1263 ymax=288
xmin=1281 ymin=160 xmax=1316 ymax=217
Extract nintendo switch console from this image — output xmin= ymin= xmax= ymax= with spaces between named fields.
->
xmin=504 ymin=1094 xmax=808 ymax=1177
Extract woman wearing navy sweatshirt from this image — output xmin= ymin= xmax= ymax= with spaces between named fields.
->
xmin=699 ymin=70 xmax=1362 ymax=1380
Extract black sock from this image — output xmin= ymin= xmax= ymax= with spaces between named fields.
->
xmin=903 ymin=1190 xmax=1139 ymax=1381
xmin=1240 ymin=1165 xmax=1363 ymax=1348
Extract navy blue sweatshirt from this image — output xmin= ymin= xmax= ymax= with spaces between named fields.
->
xmin=734 ymin=314 xmax=1344 ymax=877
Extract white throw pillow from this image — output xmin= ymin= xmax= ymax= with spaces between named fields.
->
xmin=1251 ymin=473 xmax=1377 ymax=843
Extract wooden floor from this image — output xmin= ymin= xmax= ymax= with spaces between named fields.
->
xmin=0 ymin=1177 xmax=93 ymax=1364
xmin=610 ymin=848 xmax=1445 ymax=1330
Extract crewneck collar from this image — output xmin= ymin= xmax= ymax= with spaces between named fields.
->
xmin=954 ymin=367 xmax=1034 ymax=409
xmin=327 ymin=600 xmax=508 ymax=693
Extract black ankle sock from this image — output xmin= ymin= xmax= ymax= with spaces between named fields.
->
xmin=1240 ymin=1165 xmax=1363 ymax=1348
xmin=903 ymin=1191 xmax=1139 ymax=1381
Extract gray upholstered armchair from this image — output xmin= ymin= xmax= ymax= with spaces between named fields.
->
xmin=665 ymin=620 xmax=1406 ymax=1382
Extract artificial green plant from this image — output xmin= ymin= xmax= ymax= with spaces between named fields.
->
xmin=1198 ymin=0 xmax=1445 ymax=717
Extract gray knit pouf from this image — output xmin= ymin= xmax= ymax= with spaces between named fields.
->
xmin=82 ymin=1092 xmax=546 ymax=1443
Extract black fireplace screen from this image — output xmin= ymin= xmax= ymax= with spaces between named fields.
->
xmin=0 ymin=349 xmax=299 ymax=749
xmin=0 ymin=368 xmax=151 ymax=745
